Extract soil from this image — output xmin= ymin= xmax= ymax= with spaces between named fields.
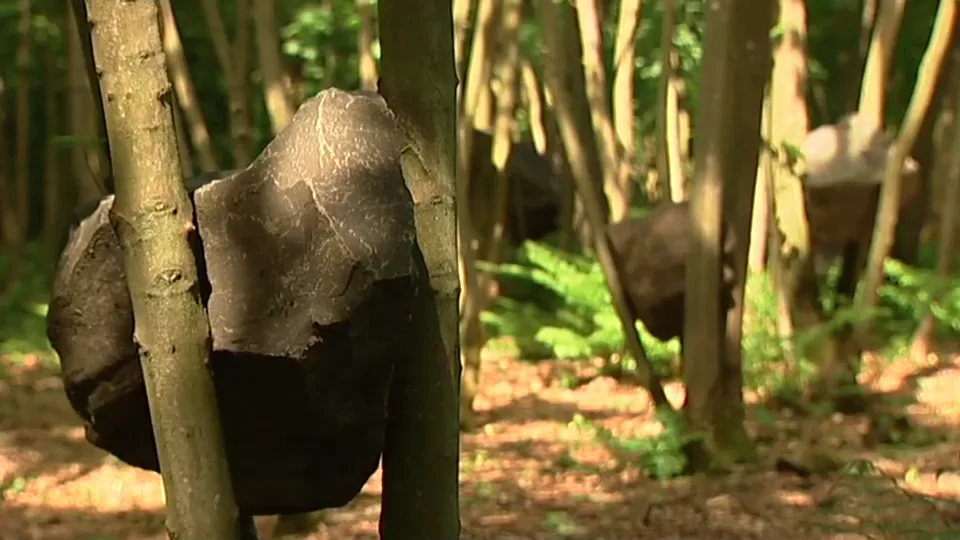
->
xmin=1 ymin=350 xmax=958 ymax=540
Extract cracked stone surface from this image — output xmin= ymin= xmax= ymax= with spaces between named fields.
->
xmin=46 ymin=88 xmax=431 ymax=515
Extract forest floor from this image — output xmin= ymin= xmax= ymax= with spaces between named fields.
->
xmin=1 ymin=349 xmax=959 ymax=540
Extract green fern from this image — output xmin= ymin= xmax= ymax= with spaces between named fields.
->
xmin=880 ymin=259 xmax=960 ymax=333
xmin=479 ymin=240 xmax=679 ymax=369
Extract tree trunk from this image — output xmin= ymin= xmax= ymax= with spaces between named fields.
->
xmin=846 ymin=0 xmax=879 ymax=112
xmin=159 ymin=0 xmax=219 ymax=173
xmin=377 ymin=0 xmax=461 ymax=537
xmin=894 ymin=24 xmax=960 ymax=264
xmin=748 ymin=93 xmax=772 ymax=273
xmin=234 ymin=0 xmax=253 ymax=154
xmin=171 ymin=94 xmax=195 ymax=178
xmin=487 ymin=0 xmax=522 ymax=269
xmin=657 ymin=0 xmax=687 ymax=203
xmin=83 ymin=0 xmax=247 ymax=537
xmin=575 ymin=0 xmax=628 ymax=222
xmin=462 ymin=0 xmax=523 ymax=430
xmin=683 ymin=0 xmax=773 ymax=469
xmin=70 ymin=0 xmax=116 ymax=194
xmin=10 ymin=0 xmax=33 ymax=284
xmin=911 ymin=63 xmax=960 ymax=358
xmin=0 ymin=76 xmax=12 ymax=291
xmin=720 ymin=1 xmax=774 ymax=462
xmin=318 ymin=0 xmax=338 ymax=90
xmin=540 ymin=0 xmax=610 ymax=243
xmin=253 ymin=0 xmax=296 ymax=133
xmin=521 ymin=60 xmax=550 ymax=156
xmin=357 ymin=0 xmax=379 ymax=90
xmin=43 ymin=44 xmax=63 ymax=265
xmin=857 ymin=0 xmax=957 ymax=342
xmin=541 ymin=0 xmax=667 ymax=408
xmin=65 ymin=0 xmax=107 ymax=207
xmin=857 ymin=0 xmax=907 ymax=124
xmin=768 ymin=0 xmax=831 ymax=389
xmin=612 ymin=0 xmax=641 ymax=213
xmin=456 ymin=0 xmax=499 ymax=431
xmin=453 ymin=0 xmax=474 ymax=97
xmin=200 ymin=0 xmax=254 ymax=167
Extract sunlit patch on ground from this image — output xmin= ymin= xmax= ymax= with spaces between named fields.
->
xmin=1 ymin=351 xmax=958 ymax=539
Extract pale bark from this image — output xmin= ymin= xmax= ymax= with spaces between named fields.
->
xmin=200 ymin=0 xmax=253 ymax=166
xmin=453 ymin=0 xmax=474 ymax=93
xmin=254 ymin=0 xmax=296 ymax=133
xmin=748 ymin=95 xmax=772 ymax=273
xmin=357 ymin=0 xmax=379 ymax=90
xmin=456 ymin=0 xmax=498 ymax=430
xmin=911 ymin=63 xmax=960 ymax=358
xmin=541 ymin=0 xmax=667 ymax=407
xmin=657 ymin=0 xmax=687 ymax=203
xmin=858 ymin=0 xmax=957 ymax=334
xmin=460 ymin=0 xmax=523 ymax=429
xmin=769 ymin=0 xmax=818 ymax=376
xmin=84 ymin=0 xmax=244 ymax=537
xmin=612 ymin=0 xmax=641 ymax=214
xmin=575 ymin=0 xmax=627 ymax=221
xmin=521 ymin=60 xmax=549 ymax=156
xmin=487 ymin=0 xmax=522 ymax=266
xmin=159 ymin=0 xmax=219 ymax=173
xmin=65 ymin=0 xmax=106 ymax=206
xmin=894 ymin=26 xmax=959 ymax=264
xmin=540 ymin=0 xmax=609 ymax=244
xmin=858 ymin=0 xmax=907 ymax=125
xmin=922 ymin=41 xmax=960 ymax=254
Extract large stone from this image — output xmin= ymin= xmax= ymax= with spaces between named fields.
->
xmin=467 ymin=130 xmax=565 ymax=247
xmin=801 ymin=113 xmax=894 ymax=188
xmin=46 ymin=88 xmax=429 ymax=516
xmin=801 ymin=114 xmax=922 ymax=255
xmin=805 ymin=173 xmax=921 ymax=254
xmin=606 ymin=202 xmax=736 ymax=343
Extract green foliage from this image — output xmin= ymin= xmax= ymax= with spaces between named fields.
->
xmin=568 ymin=409 xmax=694 ymax=480
xmin=741 ymin=271 xmax=821 ymax=394
xmin=625 ymin=0 xmax=706 ymax=146
xmin=0 ymin=243 xmax=56 ymax=364
xmin=484 ymin=238 xmax=960 ymax=399
xmin=281 ymin=1 xmax=370 ymax=97
xmin=741 ymin=256 xmax=960 ymax=394
xmin=479 ymin=241 xmax=679 ymax=373
xmin=0 ymin=0 xmax=947 ymax=243
xmin=878 ymin=259 xmax=960 ymax=336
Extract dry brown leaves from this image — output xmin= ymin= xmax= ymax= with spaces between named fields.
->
xmin=1 ymin=351 xmax=958 ymax=540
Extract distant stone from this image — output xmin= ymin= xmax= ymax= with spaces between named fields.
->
xmin=467 ymin=129 xmax=565 ymax=247
xmin=606 ymin=202 xmax=736 ymax=343
xmin=802 ymin=114 xmax=921 ymax=253
xmin=47 ymin=88 xmax=431 ymax=515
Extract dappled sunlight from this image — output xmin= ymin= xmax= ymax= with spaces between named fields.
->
xmin=4 ymin=0 xmax=960 ymax=537
xmin=3 ymin=350 xmax=958 ymax=539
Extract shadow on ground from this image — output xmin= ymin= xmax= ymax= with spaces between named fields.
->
xmin=2 ymin=353 xmax=959 ymax=539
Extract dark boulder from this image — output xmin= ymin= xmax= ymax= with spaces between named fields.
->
xmin=467 ymin=130 xmax=565 ymax=247
xmin=606 ymin=201 xmax=736 ymax=343
xmin=47 ymin=88 xmax=429 ymax=516
xmin=804 ymin=166 xmax=921 ymax=255
xmin=801 ymin=114 xmax=922 ymax=256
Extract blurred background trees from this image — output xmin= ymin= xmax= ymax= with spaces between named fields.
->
xmin=3 ymin=1 xmax=960 ymax=534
